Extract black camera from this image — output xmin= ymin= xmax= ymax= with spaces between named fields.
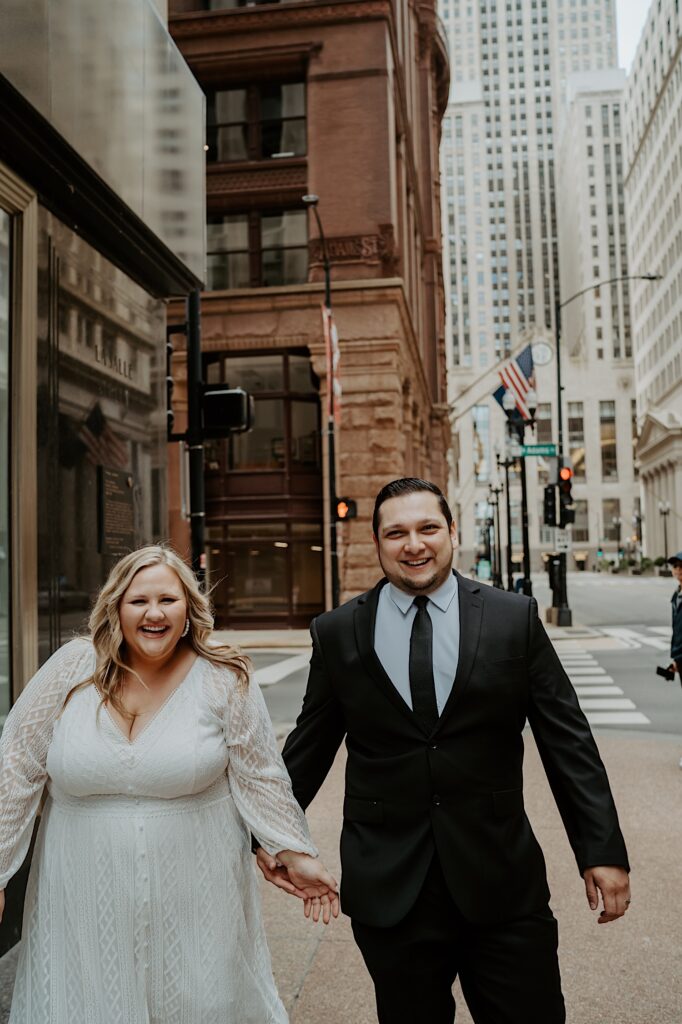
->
xmin=656 ymin=665 xmax=676 ymax=681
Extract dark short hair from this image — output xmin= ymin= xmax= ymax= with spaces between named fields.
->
xmin=372 ymin=478 xmax=453 ymax=537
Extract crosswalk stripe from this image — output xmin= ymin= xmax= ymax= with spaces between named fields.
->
xmin=600 ymin=627 xmax=669 ymax=650
xmin=585 ymin=711 xmax=651 ymax=725
xmin=567 ymin=666 xmax=607 ymax=675
xmin=579 ymin=698 xmax=637 ymax=710
xmin=574 ymin=686 xmax=624 ymax=696
xmin=570 ymin=676 xmax=615 ymax=684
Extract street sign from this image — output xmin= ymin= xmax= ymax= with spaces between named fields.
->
xmin=555 ymin=528 xmax=570 ymax=552
xmin=521 ymin=443 xmax=557 ymax=457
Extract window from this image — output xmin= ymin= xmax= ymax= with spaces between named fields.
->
xmin=599 ymin=400 xmax=618 ymax=481
xmin=602 ymin=498 xmax=621 ymax=542
xmin=568 ymin=401 xmax=585 ymax=479
xmin=205 ymin=82 xmax=306 ymax=163
xmin=572 ymin=499 xmax=589 ymax=542
xmin=535 ymin=403 xmax=552 ymax=444
xmin=206 ymin=210 xmax=307 ymax=289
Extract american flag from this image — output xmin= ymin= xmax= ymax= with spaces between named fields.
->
xmin=493 ymin=344 xmax=535 ymax=421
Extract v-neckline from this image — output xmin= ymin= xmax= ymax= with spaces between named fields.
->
xmin=101 ymin=655 xmax=201 ymax=746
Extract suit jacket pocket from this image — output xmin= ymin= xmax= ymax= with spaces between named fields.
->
xmin=492 ymin=788 xmax=524 ymax=817
xmin=343 ymin=796 xmax=384 ymax=823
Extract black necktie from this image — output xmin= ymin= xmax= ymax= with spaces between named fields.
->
xmin=409 ymin=596 xmax=439 ymax=732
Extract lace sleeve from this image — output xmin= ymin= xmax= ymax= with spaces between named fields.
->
xmin=0 ymin=638 xmax=94 ymax=889
xmin=220 ymin=668 xmax=318 ymax=859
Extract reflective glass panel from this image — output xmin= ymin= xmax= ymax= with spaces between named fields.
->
xmin=288 ymin=353 xmax=316 ymax=393
xmin=262 ymin=247 xmax=307 ymax=287
xmin=290 ymin=401 xmax=320 ymax=469
xmin=224 ymin=355 xmax=284 ymax=392
xmin=36 ymin=209 xmax=167 ymax=664
xmin=261 ymin=210 xmax=307 ymax=248
xmin=0 ymin=211 xmax=10 ymax=730
xmin=291 ymin=542 xmax=323 ymax=615
xmin=206 ymin=252 xmax=249 ymax=290
xmin=227 ymin=538 xmax=288 ymax=613
xmin=229 ymin=399 xmax=285 ymax=469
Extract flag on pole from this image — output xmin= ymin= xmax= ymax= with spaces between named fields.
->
xmin=493 ymin=344 xmax=535 ymax=420
xmin=321 ymin=304 xmax=342 ymax=425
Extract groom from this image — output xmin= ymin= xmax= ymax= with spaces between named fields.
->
xmin=258 ymin=477 xmax=630 ymax=1023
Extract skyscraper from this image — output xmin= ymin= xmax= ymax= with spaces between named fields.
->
xmin=624 ymin=0 xmax=682 ymax=559
xmin=441 ymin=0 xmax=623 ymax=572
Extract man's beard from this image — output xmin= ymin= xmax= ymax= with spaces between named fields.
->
xmin=378 ymin=545 xmax=454 ymax=595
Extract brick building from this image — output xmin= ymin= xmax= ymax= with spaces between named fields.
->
xmin=169 ymin=0 xmax=450 ymax=626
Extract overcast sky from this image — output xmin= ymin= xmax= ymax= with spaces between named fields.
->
xmin=616 ymin=0 xmax=651 ymax=71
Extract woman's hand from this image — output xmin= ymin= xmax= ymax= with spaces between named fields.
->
xmin=0 ymin=889 xmax=4 ymax=924
xmin=272 ymin=851 xmax=339 ymax=924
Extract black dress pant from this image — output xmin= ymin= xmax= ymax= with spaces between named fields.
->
xmin=351 ymin=856 xmax=565 ymax=1024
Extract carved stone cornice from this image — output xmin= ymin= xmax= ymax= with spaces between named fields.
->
xmin=206 ymin=160 xmax=307 ymax=204
xmin=171 ymin=0 xmax=392 ymax=41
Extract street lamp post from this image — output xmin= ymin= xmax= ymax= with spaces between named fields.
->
xmin=496 ymin=451 xmax=515 ymax=591
xmin=659 ymin=501 xmax=671 ymax=558
xmin=303 ymin=193 xmax=339 ymax=608
xmin=554 ymin=273 xmax=662 ymax=625
xmin=502 ymin=386 xmax=536 ymax=597
xmin=488 ymin=483 xmax=504 ymax=588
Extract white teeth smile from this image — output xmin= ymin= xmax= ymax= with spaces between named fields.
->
xmin=405 ymin=559 xmax=429 ymax=567
xmin=141 ymin=626 xmax=167 ymax=634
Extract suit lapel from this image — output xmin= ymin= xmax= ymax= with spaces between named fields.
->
xmin=436 ymin=571 xmax=483 ymax=727
xmin=354 ymin=579 xmax=428 ymax=734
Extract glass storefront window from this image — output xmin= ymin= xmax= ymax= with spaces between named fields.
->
xmin=222 ymin=354 xmax=284 ymax=393
xmin=229 ymin=399 xmax=285 ymax=469
xmin=288 ymin=353 xmax=317 ymax=393
xmin=36 ymin=209 xmax=167 ymax=663
xmin=0 ymin=210 xmax=10 ymax=730
xmin=291 ymin=401 xmax=321 ymax=469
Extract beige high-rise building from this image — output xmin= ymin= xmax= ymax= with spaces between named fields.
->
xmin=440 ymin=0 xmax=622 ymax=572
xmin=556 ymin=70 xmax=640 ymax=564
xmin=624 ymin=0 xmax=682 ymax=559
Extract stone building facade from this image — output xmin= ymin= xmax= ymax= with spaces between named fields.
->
xmin=169 ymin=0 xmax=450 ymax=625
xmin=624 ymin=0 xmax=682 ymax=559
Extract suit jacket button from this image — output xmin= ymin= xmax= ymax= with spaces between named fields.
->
xmin=430 ymin=743 xmax=438 ymax=750
xmin=432 ymin=795 xmax=441 ymax=806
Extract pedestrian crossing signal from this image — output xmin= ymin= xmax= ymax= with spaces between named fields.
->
xmin=335 ymin=497 xmax=357 ymax=521
xmin=558 ymin=462 xmax=575 ymax=527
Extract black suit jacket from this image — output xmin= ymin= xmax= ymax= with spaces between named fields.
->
xmin=281 ymin=572 xmax=629 ymax=928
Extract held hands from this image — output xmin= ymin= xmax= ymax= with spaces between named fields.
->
xmin=256 ymin=848 xmax=339 ymax=924
xmin=583 ymin=866 xmax=631 ymax=924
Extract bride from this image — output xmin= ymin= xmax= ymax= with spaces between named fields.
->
xmin=0 ymin=545 xmax=338 ymax=1023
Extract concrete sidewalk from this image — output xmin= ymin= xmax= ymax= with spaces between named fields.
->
xmin=260 ymin=729 xmax=682 ymax=1023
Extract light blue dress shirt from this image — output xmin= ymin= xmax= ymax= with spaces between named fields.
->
xmin=374 ymin=572 xmax=460 ymax=715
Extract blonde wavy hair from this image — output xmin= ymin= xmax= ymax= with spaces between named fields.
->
xmin=65 ymin=544 xmax=250 ymax=719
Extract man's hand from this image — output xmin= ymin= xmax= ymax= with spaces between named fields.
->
xmin=256 ymin=848 xmax=339 ymax=923
xmin=583 ymin=866 xmax=630 ymax=924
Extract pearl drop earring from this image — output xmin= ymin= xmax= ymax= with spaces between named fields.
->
xmin=181 ymin=619 xmax=190 ymax=638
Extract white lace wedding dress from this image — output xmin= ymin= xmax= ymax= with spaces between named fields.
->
xmin=0 ymin=638 xmax=317 ymax=1024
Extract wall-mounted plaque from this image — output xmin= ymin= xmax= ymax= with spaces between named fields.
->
xmin=97 ymin=467 xmax=135 ymax=556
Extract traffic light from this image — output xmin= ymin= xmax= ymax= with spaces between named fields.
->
xmin=543 ymin=485 xmax=557 ymax=527
xmin=558 ymin=461 xmax=575 ymax=527
xmin=335 ymin=497 xmax=357 ymax=521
